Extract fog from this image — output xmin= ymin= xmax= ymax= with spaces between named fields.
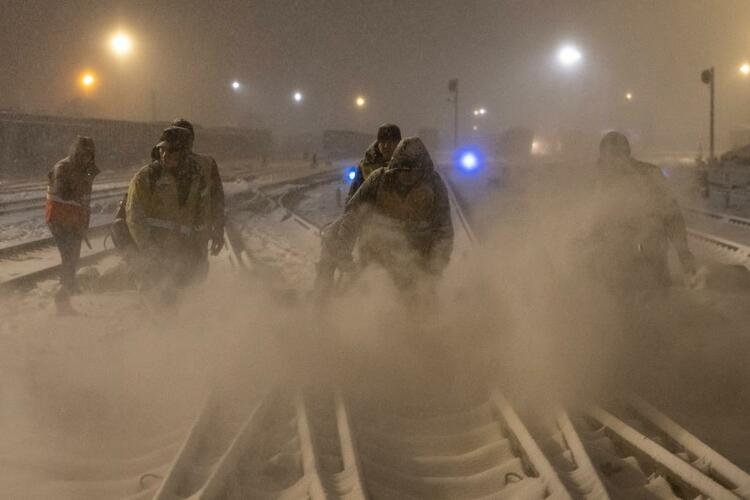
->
xmin=2 ymin=0 xmax=750 ymax=149
xmin=2 ymin=0 xmax=750 ymax=497
xmin=2 ymin=155 xmax=749 ymax=497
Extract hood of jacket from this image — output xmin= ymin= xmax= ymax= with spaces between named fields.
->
xmin=387 ymin=137 xmax=434 ymax=172
xmin=68 ymin=136 xmax=100 ymax=178
xmin=360 ymin=141 xmax=387 ymax=168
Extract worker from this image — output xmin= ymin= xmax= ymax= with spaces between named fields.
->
xmin=45 ymin=136 xmax=100 ymax=314
xmin=125 ymin=126 xmax=207 ymax=299
xmin=317 ymin=137 xmax=453 ymax=293
xmin=592 ymin=131 xmax=696 ymax=291
xmin=346 ymin=123 xmax=402 ymax=203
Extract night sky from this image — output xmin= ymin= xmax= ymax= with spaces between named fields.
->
xmin=1 ymin=0 xmax=750 ymax=149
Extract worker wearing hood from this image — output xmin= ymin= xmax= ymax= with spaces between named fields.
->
xmin=46 ymin=136 xmax=100 ymax=312
xmin=320 ymin=136 xmax=453 ymax=290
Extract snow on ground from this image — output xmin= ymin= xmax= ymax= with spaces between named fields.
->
xmin=1 ymin=163 xmax=748 ymax=499
xmin=0 ymin=189 xmax=326 ymax=499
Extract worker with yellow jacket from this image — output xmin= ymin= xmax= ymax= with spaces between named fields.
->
xmin=125 ymin=126 xmax=208 ymax=292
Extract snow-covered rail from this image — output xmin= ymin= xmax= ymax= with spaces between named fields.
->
xmin=0 ymin=186 xmax=128 ymax=216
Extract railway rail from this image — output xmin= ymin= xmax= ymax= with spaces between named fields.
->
xmin=147 ymin=175 xmax=749 ymax=500
xmin=2 ymin=167 xmax=747 ymax=499
xmin=0 ymin=168 xmax=339 ymax=292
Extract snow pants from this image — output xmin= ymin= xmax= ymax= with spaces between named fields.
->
xmin=49 ymin=224 xmax=84 ymax=293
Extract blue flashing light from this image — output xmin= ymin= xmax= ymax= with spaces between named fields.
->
xmin=454 ymin=147 xmax=484 ymax=174
xmin=460 ymin=152 xmax=479 ymax=170
xmin=343 ymin=166 xmax=358 ymax=184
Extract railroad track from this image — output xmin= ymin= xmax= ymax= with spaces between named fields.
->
xmin=0 ymin=168 xmax=340 ymax=292
xmin=0 ymin=186 xmax=128 ymax=216
xmin=147 ymin=174 xmax=749 ymax=500
xmin=5 ymin=169 xmax=747 ymax=499
xmin=151 ymin=387 xmax=750 ymax=499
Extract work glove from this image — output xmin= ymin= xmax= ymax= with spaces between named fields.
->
xmin=210 ymin=229 xmax=225 ymax=255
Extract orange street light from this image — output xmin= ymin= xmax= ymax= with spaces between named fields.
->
xmin=80 ymin=72 xmax=96 ymax=88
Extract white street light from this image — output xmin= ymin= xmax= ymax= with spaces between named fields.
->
xmin=110 ymin=32 xmax=133 ymax=56
xmin=293 ymin=91 xmax=303 ymax=103
xmin=740 ymin=63 xmax=750 ymax=76
xmin=625 ymin=92 xmax=633 ymax=101
xmin=478 ymin=107 xmax=486 ymax=115
xmin=557 ymin=44 xmax=582 ymax=67
xmin=355 ymin=96 xmax=366 ymax=107
xmin=231 ymin=81 xmax=241 ymax=90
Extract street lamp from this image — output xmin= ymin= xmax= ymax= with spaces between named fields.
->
xmin=110 ymin=31 xmax=133 ymax=57
xmin=231 ymin=81 xmax=241 ymax=90
xmin=355 ymin=96 xmax=366 ymax=108
xmin=740 ymin=63 xmax=750 ymax=76
xmin=557 ymin=44 xmax=582 ymax=67
xmin=625 ymin=92 xmax=633 ymax=101
xmin=293 ymin=91 xmax=303 ymax=103
xmin=80 ymin=72 xmax=96 ymax=88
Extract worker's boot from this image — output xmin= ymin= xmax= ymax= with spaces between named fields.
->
xmin=54 ymin=289 xmax=78 ymax=316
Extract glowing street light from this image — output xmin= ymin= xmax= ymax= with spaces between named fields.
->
xmin=625 ymin=92 xmax=633 ymax=101
xmin=110 ymin=31 xmax=133 ymax=56
xmin=557 ymin=44 xmax=582 ymax=67
xmin=80 ymin=72 xmax=96 ymax=88
xmin=740 ymin=63 xmax=750 ymax=76
xmin=355 ymin=96 xmax=366 ymax=107
xmin=478 ymin=107 xmax=486 ymax=115
xmin=231 ymin=80 xmax=241 ymax=90
xmin=293 ymin=91 xmax=303 ymax=103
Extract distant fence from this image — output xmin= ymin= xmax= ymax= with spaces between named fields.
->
xmin=0 ymin=112 xmax=272 ymax=178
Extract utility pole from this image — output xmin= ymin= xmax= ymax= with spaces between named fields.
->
xmin=448 ymin=78 xmax=459 ymax=149
xmin=701 ymin=67 xmax=715 ymax=163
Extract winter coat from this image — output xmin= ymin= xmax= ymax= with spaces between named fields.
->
xmin=45 ymin=139 xmax=100 ymax=231
xmin=346 ymin=141 xmax=389 ymax=203
xmin=328 ymin=137 xmax=454 ymax=276
xmin=125 ymin=156 xmax=207 ymax=253
xmin=591 ymin=158 xmax=694 ymax=288
xmin=191 ymin=152 xmax=224 ymax=240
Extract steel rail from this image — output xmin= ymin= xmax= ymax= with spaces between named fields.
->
xmin=626 ymin=394 xmax=750 ymax=498
xmin=490 ymin=391 xmax=573 ymax=499
xmin=587 ymin=406 xmax=740 ymax=500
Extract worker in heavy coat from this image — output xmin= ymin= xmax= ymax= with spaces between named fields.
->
xmin=125 ymin=126 xmax=208 ymax=294
xmin=319 ymin=137 xmax=454 ymax=291
xmin=346 ymin=123 xmax=402 ymax=203
xmin=591 ymin=131 xmax=696 ymax=290
xmin=46 ymin=136 xmax=100 ymax=312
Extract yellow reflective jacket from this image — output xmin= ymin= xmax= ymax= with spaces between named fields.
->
xmin=190 ymin=152 xmax=224 ymax=238
xmin=125 ymin=159 xmax=207 ymax=252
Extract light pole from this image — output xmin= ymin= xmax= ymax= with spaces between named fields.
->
xmin=448 ymin=79 xmax=458 ymax=148
xmin=701 ymin=67 xmax=715 ymax=162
